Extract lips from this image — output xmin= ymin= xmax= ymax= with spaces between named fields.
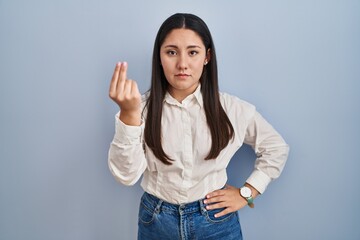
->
xmin=175 ymin=73 xmax=190 ymax=78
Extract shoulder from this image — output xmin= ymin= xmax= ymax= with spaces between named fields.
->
xmin=219 ymin=92 xmax=256 ymax=116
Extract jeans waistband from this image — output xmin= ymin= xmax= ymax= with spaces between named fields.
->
xmin=142 ymin=192 xmax=207 ymax=215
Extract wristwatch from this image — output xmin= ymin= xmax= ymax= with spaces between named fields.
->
xmin=240 ymin=186 xmax=254 ymax=208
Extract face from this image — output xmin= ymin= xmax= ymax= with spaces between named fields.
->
xmin=160 ymin=28 xmax=210 ymax=102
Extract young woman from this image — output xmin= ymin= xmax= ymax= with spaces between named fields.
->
xmin=108 ymin=13 xmax=289 ymax=240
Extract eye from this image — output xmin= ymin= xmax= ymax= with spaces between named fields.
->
xmin=189 ymin=50 xmax=198 ymax=56
xmin=167 ymin=50 xmax=177 ymax=56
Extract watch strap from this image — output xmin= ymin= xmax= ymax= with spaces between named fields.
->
xmin=247 ymin=196 xmax=254 ymax=208
xmin=240 ymin=187 xmax=255 ymax=208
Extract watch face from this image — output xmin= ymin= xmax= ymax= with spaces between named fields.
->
xmin=241 ymin=187 xmax=252 ymax=198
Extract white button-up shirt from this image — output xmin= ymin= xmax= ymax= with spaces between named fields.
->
xmin=108 ymin=86 xmax=289 ymax=204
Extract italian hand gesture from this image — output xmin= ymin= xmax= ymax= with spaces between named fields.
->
xmin=109 ymin=62 xmax=141 ymax=125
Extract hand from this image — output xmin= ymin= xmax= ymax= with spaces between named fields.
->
xmin=203 ymin=185 xmax=248 ymax=218
xmin=109 ymin=62 xmax=141 ymax=125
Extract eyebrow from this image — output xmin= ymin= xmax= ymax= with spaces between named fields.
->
xmin=163 ymin=44 xmax=202 ymax=49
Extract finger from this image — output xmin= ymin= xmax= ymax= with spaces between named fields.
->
xmin=206 ymin=201 xmax=226 ymax=210
xmin=131 ymin=80 xmax=140 ymax=96
xmin=123 ymin=79 xmax=133 ymax=97
xmin=116 ymin=61 xmax=128 ymax=93
xmin=109 ymin=62 xmax=121 ymax=98
xmin=214 ymin=208 xmax=232 ymax=218
xmin=206 ymin=189 xmax=225 ymax=198
xmin=204 ymin=195 xmax=226 ymax=204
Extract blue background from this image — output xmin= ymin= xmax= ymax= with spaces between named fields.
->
xmin=1 ymin=0 xmax=359 ymax=239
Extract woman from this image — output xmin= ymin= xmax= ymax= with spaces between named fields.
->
xmin=108 ymin=13 xmax=289 ymax=240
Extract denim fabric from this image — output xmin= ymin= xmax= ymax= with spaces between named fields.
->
xmin=138 ymin=192 xmax=243 ymax=240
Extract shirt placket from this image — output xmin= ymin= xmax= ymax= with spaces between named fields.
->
xmin=179 ymin=105 xmax=194 ymax=202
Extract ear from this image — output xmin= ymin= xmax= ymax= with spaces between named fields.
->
xmin=204 ymin=48 xmax=211 ymax=65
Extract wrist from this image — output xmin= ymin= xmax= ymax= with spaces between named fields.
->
xmin=239 ymin=185 xmax=255 ymax=208
xmin=119 ymin=110 xmax=141 ymax=126
xmin=244 ymin=183 xmax=260 ymax=198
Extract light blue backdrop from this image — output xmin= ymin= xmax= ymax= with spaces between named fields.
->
xmin=1 ymin=0 xmax=359 ymax=239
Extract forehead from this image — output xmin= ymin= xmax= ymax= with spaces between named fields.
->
xmin=162 ymin=28 xmax=205 ymax=47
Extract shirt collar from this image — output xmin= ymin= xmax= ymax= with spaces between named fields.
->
xmin=164 ymin=84 xmax=204 ymax=108
xmin=192 ymin=84 xmax=204 ymax=107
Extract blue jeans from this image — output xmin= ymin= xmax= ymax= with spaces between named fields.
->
xmin=138 ymin=192 xmax=243 ymax=240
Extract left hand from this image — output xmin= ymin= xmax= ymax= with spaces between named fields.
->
xmin=203 ymin=184 xmax=248 ymax=218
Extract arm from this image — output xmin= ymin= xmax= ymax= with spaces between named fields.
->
xmin=244 ymin=111 xmax=290 ymax=194
xmin=205 ymin=109 xmax=289 ymax=217
xmin=108 ymin=114 xmax=147 ymax=185
xmin=108 ymin=62 xmax=147 ymax=185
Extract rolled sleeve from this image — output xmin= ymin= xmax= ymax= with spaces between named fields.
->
xmin=108 ymin=112 xmax=147 ymax=186
xmin=113 ymin=113 xmax=144 ymax=144
xmin=246 ymin=169 xmax=272 ymax=194
xmin=244 ymin=111 xmax=290 ymax=194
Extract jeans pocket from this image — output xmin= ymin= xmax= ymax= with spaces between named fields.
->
xmin=138 ymin=198 xmax=157 ymax=225
xmin=204 ymin=207 xmax=236 ymax=224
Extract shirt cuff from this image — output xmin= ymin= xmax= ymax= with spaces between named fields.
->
xmin=246 ymin=169 xmax=272 ymax=194
xmin=113 ymin=113 xmax=144 ymax=144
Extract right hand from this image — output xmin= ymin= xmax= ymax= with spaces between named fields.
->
xmin=109 ymin=62 xmax=141 ymax=125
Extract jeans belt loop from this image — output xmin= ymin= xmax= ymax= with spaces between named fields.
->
xmin=199 ymin=198 xmax=207 ymax=214
xmin=155 ymin=199 xmax=163 ymax=214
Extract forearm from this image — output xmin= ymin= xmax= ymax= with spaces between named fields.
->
xmin=108 ymin=141 xmax=147 ymax=185
xmin=244 ymin=111 xmax=290 ymax=194
xmin=246 ymin=144 xmax=289 ymax=194
xmin=119 ymin=109 xmax=141 ymax=126
xmin=108 ymin=112 xmax=147 ymax=185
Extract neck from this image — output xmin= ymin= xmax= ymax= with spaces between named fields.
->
xmin=168 ymin=83 xmax=200 ymax=103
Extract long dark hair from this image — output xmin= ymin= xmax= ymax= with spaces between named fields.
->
xmin=144 ymin=13 xmax=234 ymax=165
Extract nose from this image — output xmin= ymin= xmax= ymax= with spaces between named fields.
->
xmin=177 ymin=53 xmax=188 ymax=70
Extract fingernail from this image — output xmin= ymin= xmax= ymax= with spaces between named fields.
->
xmin=203 ymin=200 xmax=207 ymax=204
xmin=214 ymin=214 xmax=218 ymax=218
xmin=123 ymin=62 xmax=128 ymax=67
xmin=117 ymin=62 xmax=121 ymax=66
